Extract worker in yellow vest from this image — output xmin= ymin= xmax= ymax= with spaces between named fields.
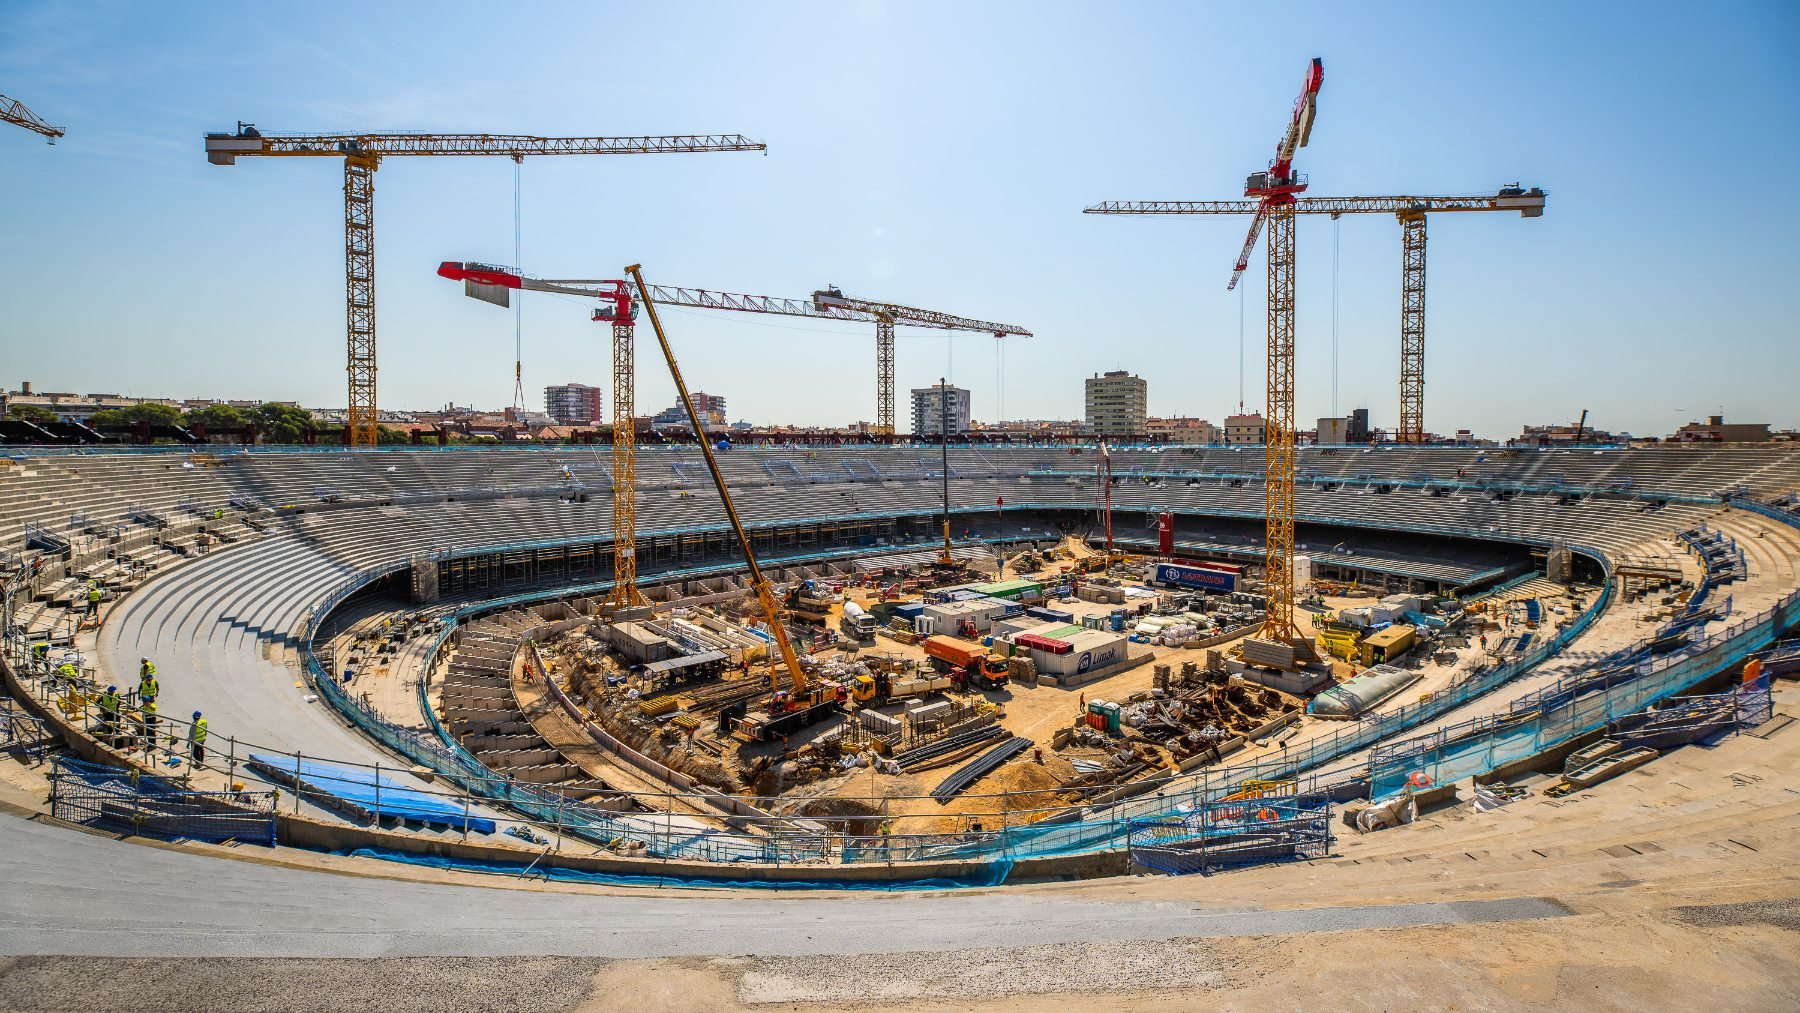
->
xmin=189 ymin=712 xmax=209 ymax=765
xmin=85 ymin=584 xmax=102 ymax=619
xmin=97 ymin=685 xmax=121 ymax=746
xmin=137 ymin=661 xmax=159 ymax=706
xmin=138 ymin=701 xmax=158 ymax=755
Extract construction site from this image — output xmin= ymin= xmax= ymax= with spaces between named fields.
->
xmin=3 ymin=12 xmax=1799 ymax=1011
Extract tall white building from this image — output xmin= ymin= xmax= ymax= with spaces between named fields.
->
xmin=910 ymin=385 xmax=971 ymax=437
xmin=1084 ymin=371 xmax=1147 ymax=437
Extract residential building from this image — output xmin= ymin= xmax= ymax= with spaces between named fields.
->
xmin=1516 ymin=421 xmax=1618 ymax=446
xmin=1146 ymin=417 xmax=1220 ymax=443
xmin=543 ymin=383 xmax=603 ymax=426
xmin=1315 ymin=416 xmax=1351 ymax=445
xmin=1347 ymin=408 xmax=1371 ymax=444
xmin=650 ymin=391 xmax=728 ymax=432
xmin=910 ymin=385 xmax=972 ymax=437
xmin=1084 ymin=371 xmax=1147 ymax=437
xmin=1223 ymin=412 xmax=1266 ymax=445
xmin=1673 ymin=414 xmax=1772 ymax=443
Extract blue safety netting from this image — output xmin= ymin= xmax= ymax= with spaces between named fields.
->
xmin=248 ymin=753 xmax=497 ymax=834
xmin=50 ymin=757 xmax=278 ymax=846
xmin=342 ymin=846 xmax=1014 ymax=891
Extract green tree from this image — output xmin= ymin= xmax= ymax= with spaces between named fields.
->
xmin=184 ymin=404 xmax=247 ymax=432
xmin=253 ymin=403 xmax=314 ymax=443
xmin=89 ymin=403 xmax=183 ymax=429
xmin=6 ymin=404 xmax=57 ymax=424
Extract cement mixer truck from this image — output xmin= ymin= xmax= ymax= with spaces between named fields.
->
xmin=839 ymin=600 xmax=877 ymax=641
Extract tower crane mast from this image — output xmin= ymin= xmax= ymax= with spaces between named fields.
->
xmin=206 ymin=125 xmax=764 ymax=446
xmin=1089 ymin=57 xmax=1324 ymax=664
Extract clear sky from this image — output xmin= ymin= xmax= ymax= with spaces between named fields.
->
xmin=2 ymin=1 xmax=1796 ymax=438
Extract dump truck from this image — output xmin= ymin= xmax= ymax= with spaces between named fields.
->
xmin=922 ymin=634 xmax=1010 ymax=690
xmin=849 ymin=670 xmax=955 ymax=705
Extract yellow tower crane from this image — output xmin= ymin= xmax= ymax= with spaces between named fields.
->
xmin=204 ymin=126 xmax=765 ymax=446
xmin=1085 ymin=188 xmax=1546 ymax=443
xmin=0 ymin=94 xmax=63 ymax=141
xmin=627 ymin=282 xmax=1030 ymax=437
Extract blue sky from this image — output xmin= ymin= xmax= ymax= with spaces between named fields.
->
xmin=2 ymin=1 xmax=1796 ymax=437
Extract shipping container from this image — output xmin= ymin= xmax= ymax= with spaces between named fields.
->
xmin=973 ymin=578 xmax=1043 ymax=601
xmin=893 ymin=602 xmax=927 ymax=620
xmin=1025 ymin=606 xmax=1075 ymax=624
xmin=1358 ymin=624 xmax=1418 ymax=666
xmin=1153 ymin=562 xmax=1237 ymax=593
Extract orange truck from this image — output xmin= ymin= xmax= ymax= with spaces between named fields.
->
xmin=922 ymin=634 xmax=1010 ymax=690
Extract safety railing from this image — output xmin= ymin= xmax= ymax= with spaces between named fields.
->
xmin=49 ymin=756 xmax=278 ymax=846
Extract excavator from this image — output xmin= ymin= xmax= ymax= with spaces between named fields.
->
xmin=626 ymin=265 xmax=842 ymax=743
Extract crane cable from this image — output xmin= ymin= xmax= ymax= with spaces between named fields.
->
xmin=1332 ymin=215 xmax=1341 ymax=417
xmin=512 ymin=158 xmax=525 ymax=414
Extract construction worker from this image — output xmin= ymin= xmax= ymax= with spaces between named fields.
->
xmin=85 ymin=583 xmax=102 ymax=619
xmin=97 ymin=685 xmax=121 ymax=746
xmin=56 ymin=659 xmax=80 ymax=692
xmin=189 ymin=711 xmax=208 ymax=765
xmin=139 ymin=701 xmax=158 ymax=755
xmin=137 ymin=662 xmax=159 ymax=706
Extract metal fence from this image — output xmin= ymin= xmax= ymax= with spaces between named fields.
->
xmin=1127 ymin=795 xmax=1334 ymax=876
xmin=49 ymin=756 xmax=278 ymax=846
xmin=1369 ymin=589 xmax=1800 ymax=799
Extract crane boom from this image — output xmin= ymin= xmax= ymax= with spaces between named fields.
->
xmin=0 ymin=94 xmax=63 ymax=141
xmin=1084 ymin=191 xmax=1547 ymax=216
xmin=206 ymin=129 xmax=764 ymax=163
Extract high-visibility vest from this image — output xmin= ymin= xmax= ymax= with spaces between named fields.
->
xmin=139 ymin=676 xmax=159 ymax=701
xmin=140 ymin=662 xmax=155 ymax=678
xmin=57 ymin=663 xmax=78 ymax=681
xmin=191 ymin=718 xmax=208 ymax=744
xmin=99 ymin=691 xmax=120 ymax=715
xmin=87 ymin=587 xmax=102 ymax=603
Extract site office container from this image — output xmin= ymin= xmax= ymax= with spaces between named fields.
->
xmin=1153 ymin=562 xmax=1237 ymax=593
xmin=1031 ymin=630 xmax=1127 ymax=678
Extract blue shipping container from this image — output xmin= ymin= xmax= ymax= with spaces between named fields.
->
xmin=1026 ymin=607 xmax=1075 ymax=623
xmin=894 ymin=603 xmax=927 ymax=620
xmin=1154 ymin=563 xmax=1236 ymax=593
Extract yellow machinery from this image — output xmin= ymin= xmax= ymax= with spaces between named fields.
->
xmin=1 ymin=94 xmax=62 ymax=141
xmin=205 ymin=127 xmax=764 ymax=445
xmin=626 ymin=264 xmax=827 ymax=738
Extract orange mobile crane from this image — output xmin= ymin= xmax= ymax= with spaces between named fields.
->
xmin=626 ymin=263 xmax=839 ymax=742
xmin=205 ymin=125 xmax=764 ymax=446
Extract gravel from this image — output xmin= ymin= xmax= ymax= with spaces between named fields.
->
xmin=1669 ymin=897 xmax=1800 ymax=932
xmin=0 ymin=956 xmax=613 ymax=1013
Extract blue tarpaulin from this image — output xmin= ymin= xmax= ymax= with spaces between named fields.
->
xmin=249 ymin=753 xmax=496 ymax=834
